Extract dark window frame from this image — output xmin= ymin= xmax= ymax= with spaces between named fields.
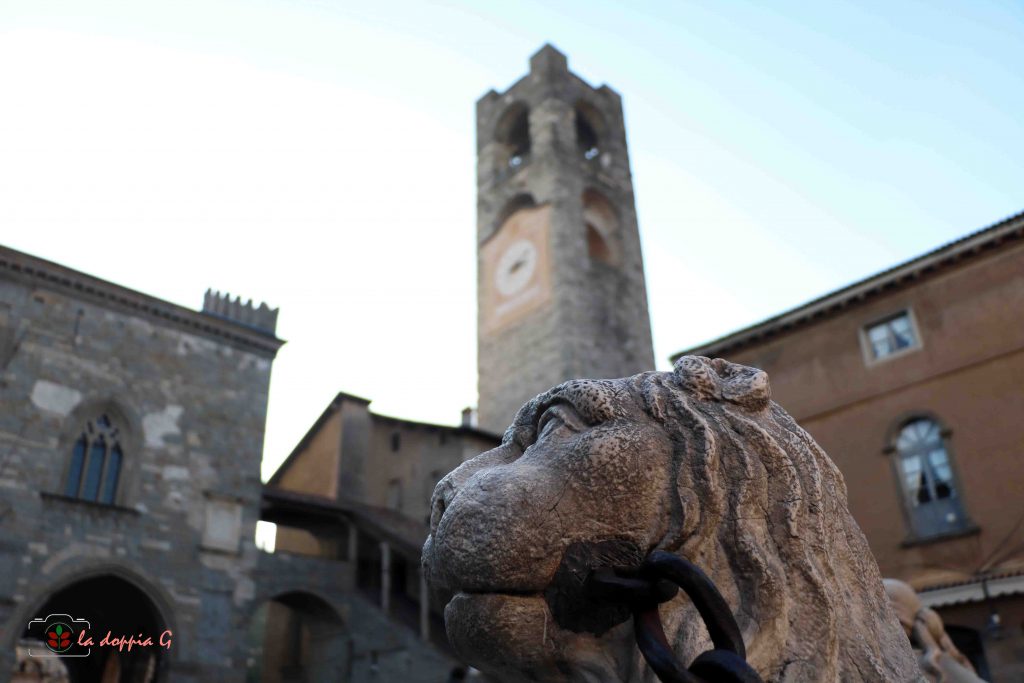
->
xmin=63 ymin=413 xmax=124 ymax=505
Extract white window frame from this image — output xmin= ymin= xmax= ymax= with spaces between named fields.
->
xmin=860 ymin=307 xmax=923 ymax=366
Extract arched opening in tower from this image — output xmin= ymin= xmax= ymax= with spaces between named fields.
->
xmin=495 ymin=103 xmax=531 ymax=169
xmin=574 ymin=101 xmax=605 ymax=161
xmin=582 ymin=189 xmax=619 ymax=266
xmin=586 ymin=223 xmax=613 ymax=264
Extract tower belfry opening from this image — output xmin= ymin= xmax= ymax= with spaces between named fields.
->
xmin=476 ymin=44 xmax=655 ymax=433
xmin=574 ymin=101 xmax=604 ymax=160
xmin=495 ymin=103 xmax=531 ymax=168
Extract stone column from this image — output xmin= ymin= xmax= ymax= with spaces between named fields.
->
xmin=0 ymin=647 xmax=15 ymax=683
xmin=380 ymin=541 xmax=391 ymax=615
xmin=419 ymin=568 xmax=430 ymax=641
xmin=347 ymin=521 xmax=358 ymax=563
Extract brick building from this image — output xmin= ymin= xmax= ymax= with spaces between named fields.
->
xmin=673 ymin=210 xmax=1024 ymax=681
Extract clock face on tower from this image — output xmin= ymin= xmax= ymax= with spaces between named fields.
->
xmin=481 ymin=204 xmax=553 ymax=334
xmin=495 ymin=240 xmax=538 ymax=297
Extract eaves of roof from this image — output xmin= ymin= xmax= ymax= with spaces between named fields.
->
xmin=671 ymin=210 xmax=1024 ymax=361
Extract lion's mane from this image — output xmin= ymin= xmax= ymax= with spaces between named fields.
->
xmin=507 ymin=356 xmax=919 ymax=681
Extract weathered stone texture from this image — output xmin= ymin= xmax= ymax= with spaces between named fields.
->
xmin=425 ymin=357 xmax=924 ymax=682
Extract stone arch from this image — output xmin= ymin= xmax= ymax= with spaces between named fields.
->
xmin=8 ymin=563 xmax=180 ymax=683
xmin=494 ymin=102 xmax=531 ymax=168
xmin=493 ymin=193 xmax=538 ymax=233
xmin=57 ymin=395 xmax=143 ymax=507
xmin=582 ymin=188 xmax=621 ymax=266
xmin=245 ymin=590 xmax=349 ymax=683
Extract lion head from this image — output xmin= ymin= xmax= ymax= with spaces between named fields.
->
xmin=423 ymin=356 xmax=921 ymax=682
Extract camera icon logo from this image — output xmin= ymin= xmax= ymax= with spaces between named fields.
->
xmin=25 ymin=614 xmax=91 ymax=658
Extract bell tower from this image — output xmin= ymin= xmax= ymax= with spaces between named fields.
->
xmin=476 ymin=45 xmax=655 ymax=434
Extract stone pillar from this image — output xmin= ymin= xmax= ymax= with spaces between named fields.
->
xmin=0 ymin=647 xmax=15 ymax=683
xmin=347 ymin=521 xmax=358 ymax=563
xmin=380 ymin=541 xmax=391 ymax=615
xmin=419 ymin=568 xmax=430 ymax=641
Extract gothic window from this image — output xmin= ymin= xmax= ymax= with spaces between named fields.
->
xmin=893 ymin=418 xmax=969 ymax=539
xmin=65 ymin=414 xmax=123 ymax=504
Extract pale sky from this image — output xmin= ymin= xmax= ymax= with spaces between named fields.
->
xmin=2 ymin=0 xmax=1021 ymax=480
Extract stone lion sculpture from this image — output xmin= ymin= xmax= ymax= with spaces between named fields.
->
xmin=423 ymin=356 xmax=923 ymax=682
xmin=884 ymin=579 xmax=983 ymax=683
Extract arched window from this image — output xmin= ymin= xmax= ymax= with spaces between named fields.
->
xmin=893 ymin=418 xmax=969 ymax=538
xmin=582 ymin=189 xmax=620 ymax=266
xmin=65 ymin=414 xmax=123 ymax=504
xmin=495 ymin=103 xmax=531 ymax=169
xmin=574 ymin=101 xmax=607 ymax=161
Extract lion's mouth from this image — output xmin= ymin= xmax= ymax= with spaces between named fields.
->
xmin=455 ymin=587 xmax=544 ymax=599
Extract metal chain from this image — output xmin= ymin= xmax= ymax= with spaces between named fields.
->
xmin=586 ymin=550 xmax=764 ymax=683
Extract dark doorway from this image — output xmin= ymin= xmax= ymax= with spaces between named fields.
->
xmin=246 ymin=592 xmax=348 ymax=683
xmin=20 ymin=575 xmax=167 ymax=683
xmin=945 ymin=625 xmax=990 ymax=680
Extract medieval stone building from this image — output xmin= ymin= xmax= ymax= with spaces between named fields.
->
xmin=673 ymin=210 xmax=1024 ymax=681
xmin=0 ymin=245 xmax=282 ymax=681
xmin=0 ymin=247 xmax=452 ymax=683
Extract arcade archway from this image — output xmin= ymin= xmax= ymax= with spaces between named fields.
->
xmin=246 ymin=591 xmax=348 ymax=683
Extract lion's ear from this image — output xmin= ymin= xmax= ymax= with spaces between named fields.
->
xmin=718 ymin=362 xmax=771 ymax=411
xmin=673 ymin=356 xmax=772 ymax=411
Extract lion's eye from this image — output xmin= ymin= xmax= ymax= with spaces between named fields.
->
xmin=538 ymin=413 xmax=561 ymax=439
xmin=536 ymin=403 xmax=584 ymax=440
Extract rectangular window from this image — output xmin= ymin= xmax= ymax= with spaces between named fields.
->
xmin=863 ymin=311 xmax=920 ymax=362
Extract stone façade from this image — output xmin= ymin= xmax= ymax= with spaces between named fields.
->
xmin=0 ymin=245 xmax=281 ymax=682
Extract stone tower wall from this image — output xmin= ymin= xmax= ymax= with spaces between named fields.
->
xmin=476 ymin=45 xmax=655 ymax=434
